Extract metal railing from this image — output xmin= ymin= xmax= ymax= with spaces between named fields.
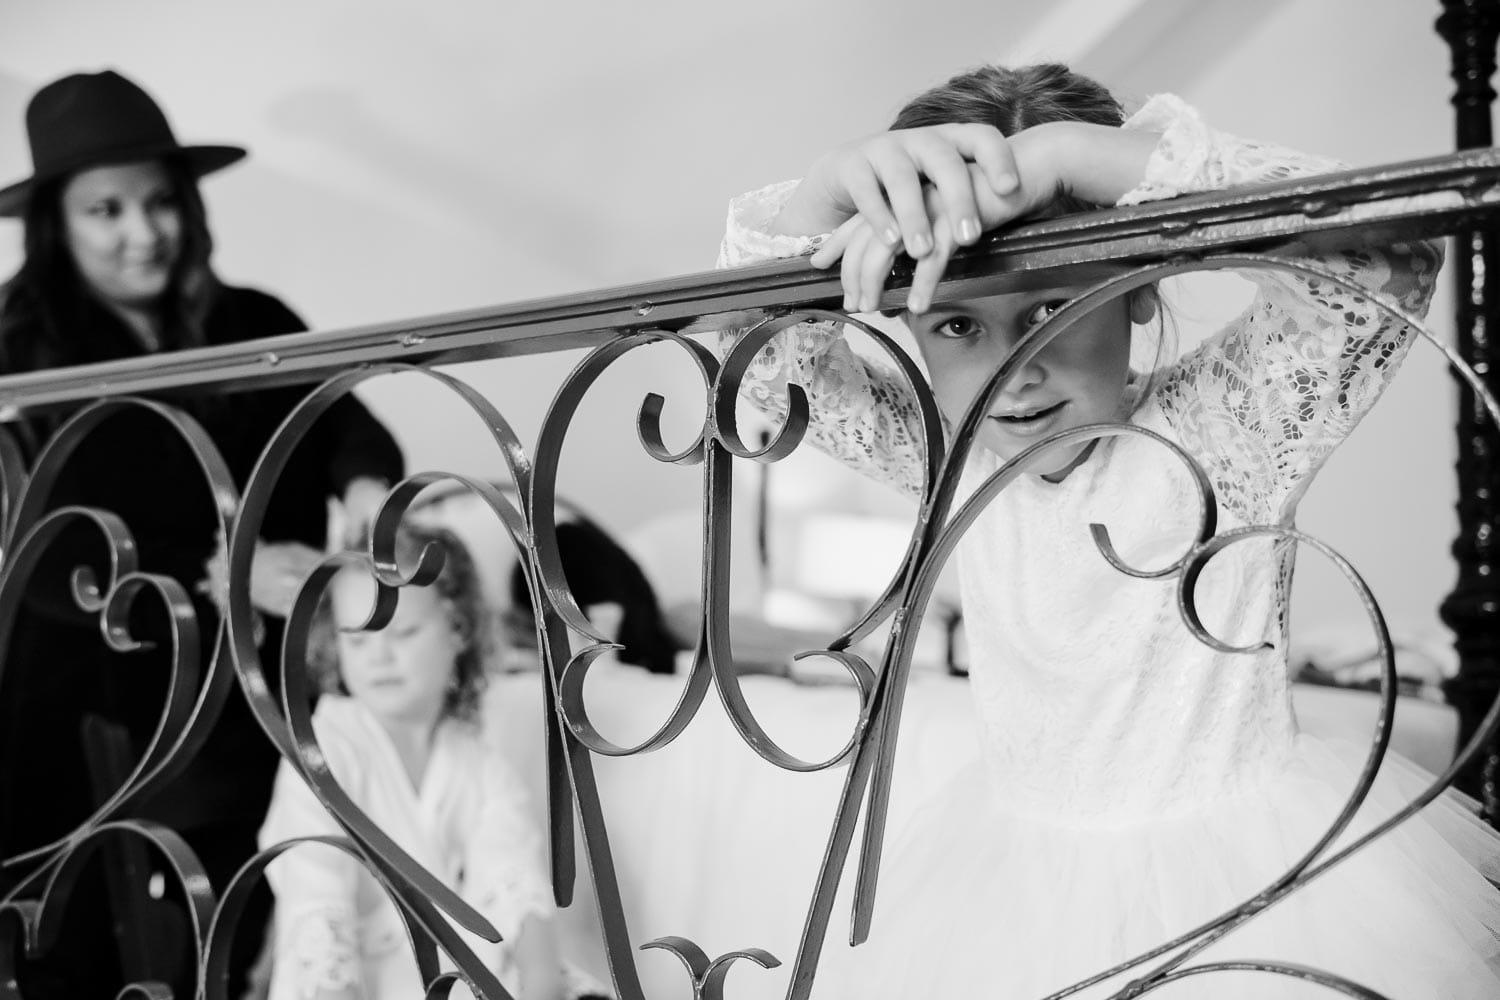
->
xmin=1 ymin=148 xmax=1499 ymax=999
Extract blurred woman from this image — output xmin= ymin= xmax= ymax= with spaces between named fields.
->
xmin=0 ymin=69 xmax=403 ymax=997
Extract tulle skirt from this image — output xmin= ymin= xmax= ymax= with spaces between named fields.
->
xmin=818 ymin=735 xmax=1500 ymax=999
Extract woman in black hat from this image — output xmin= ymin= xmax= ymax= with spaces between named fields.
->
xmin=0 ymin=70 xmax=404 ymax=997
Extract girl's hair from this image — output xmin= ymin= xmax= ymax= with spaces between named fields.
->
xmin=508 ymin=520 xmax=680 ymax=675
xmin=0 ymin=156 xmax=220 ymax=371
xmin=310 ymin=524 xmax=494 ymax=722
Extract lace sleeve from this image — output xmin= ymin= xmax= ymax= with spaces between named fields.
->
xmin=462 ymin=745 xmax=556 ymax=942
xmin=1123 ymin=95 xmax=1444 ymax=520
xmin=258 ymin=760 xmax=365 ymax=999
xmin=715 ymin=182 xmax=930 ymax=497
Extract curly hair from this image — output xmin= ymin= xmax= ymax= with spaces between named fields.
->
xmin=308 ymin=524 xmax=493 ymax=722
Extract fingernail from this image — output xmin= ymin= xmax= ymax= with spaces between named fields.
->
xmin=958 ymin=218 xmax=979 ymax=244
xmin=882 ymin=226 xmax=901 ymax=246
xmin=909 ymin=232 xmax=932 ymax=256
xmin=908 ymin=292 xmax=927 ymax=314
xmin=843 ymin=294 xmax=855 ymax=312
xmin=862 ymin=293 xmax=878 ymax=312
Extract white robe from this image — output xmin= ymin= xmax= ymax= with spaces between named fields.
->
xmin=258 ymin=696 xmax=555 ymax=1000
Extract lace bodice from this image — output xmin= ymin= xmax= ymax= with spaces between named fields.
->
xmin=715 ymin=96 xmax=1442 ymax=821
xmin=258 ymin=697 xmax=555 ymax=999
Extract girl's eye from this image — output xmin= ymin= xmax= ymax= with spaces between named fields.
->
xmin=933 ymin=316 xmax=981 ymax=340
xmin=86 ymin=200 xmax=120 ymax=219
xmin=1024 ymin=300 xmax=1067 ymax=328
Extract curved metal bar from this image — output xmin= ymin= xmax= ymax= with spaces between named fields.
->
xmin=1058 ymin=525 xmax=1399 ymax=997
xmin=0 ymin=425 xmax=29 ymax=555
xmin=848 ymin=423 xmax=1216 ymax=948
xmin=532 ymin=330 xmax=716 ymax=754
xmin=780 ymin=270 xmax=1223 ymax=998
xmin=0 ymin=512 xmax=200 ymax=879
xmin=714 ymin=309 xmax=945 ymax=653
xmin=640 ymin=936 xmax=781 ymax=1000
xmin=21 ymin=820 xmax=215 ymax=999
xmin=0 ymin=899 xmax=41 ymax=992
xmin=201 ymin=834 xmax=511 ymax=1000
xmin=529 ymin=330 xmax=734 ymax=1000
xmin=534 ymin=329 xmax=715 ymax=641
xmin=712 ymin=314 xmax=814 ymax=463
xmin=1128 ymin=960 xmax=1392 ymax=999
xmin=0 ymin=399 xmax=238 ymax=887
xmin=699 ymin=442 xmax=879 ymax=773
xmin=832 ymin=259 xmax=1226 ymax=955
xmin=228 ymin=366 xmax=548 ymax=990
xmin=228 ymin=363 xmax=534 ymax=761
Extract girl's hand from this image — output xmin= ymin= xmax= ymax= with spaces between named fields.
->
xmin=799 ymin=122 xmax=1158 ymax=314
xmin=772 ymin=123 xmax=1023 ymax=256
xmin=819 ymin=160 xmax=1037 ymax=314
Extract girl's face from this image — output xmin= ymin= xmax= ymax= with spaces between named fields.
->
xmin=60 ymin=160 xmax=183 ymax=311
xmin=909 ymin=285 xmax=1135 ymax=479
xmin=331 ymin=572 xmax=464 ymax=730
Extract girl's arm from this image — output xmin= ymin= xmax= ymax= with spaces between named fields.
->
xmin=1127 ymin=96 xmax=1444 ymax=520
xmin=462 ymin=747 xmax=565 ymax=999
xmin=715 ymin=186 xmax=932 ymax=497
xmin=257 ymin=756 xmax=367 ymax=1000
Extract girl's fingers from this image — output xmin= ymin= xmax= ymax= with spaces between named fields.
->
xmin=810 ymin=216 xmax=866 ymax=269
xmin=939 ymin=122 xmax=1020 ymax=196
xmin=865 ymin=143 xmax=933 ymax=256
xmin=839 ymin=221 xmax=880 ymax=311
xmin=854 ymin=227 xmax=899 ymax=312
xmin=835 ymin=159 xmax=900 ymax=248
xmin=906 ymin=135 xmax=983 ymax=247
xmin=908 ymin=213 xmax=957 ymax=314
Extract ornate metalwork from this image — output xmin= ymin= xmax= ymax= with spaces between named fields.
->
xmin=0 ymin=151 xmax=1497 ymax=999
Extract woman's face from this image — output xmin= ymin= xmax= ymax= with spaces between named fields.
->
xmin=331 ymin=572 xmax=464 ymax=730
xmin=60 ymin=160 xmax=183 ymax=311
xmin=908 ymin=284 xmax=1135 ymax=479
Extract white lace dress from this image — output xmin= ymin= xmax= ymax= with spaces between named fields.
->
xmin=258 ymin=697 xmax=559 ymax=1000
xmin=718 ymin=96 xmax=1500 ymax=998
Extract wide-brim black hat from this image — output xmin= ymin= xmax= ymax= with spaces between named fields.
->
xmin=0 ymin=69 xmax=246 ymax=218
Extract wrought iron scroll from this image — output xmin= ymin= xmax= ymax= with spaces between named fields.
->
xmin=0 ymin=398 xmax=236 ymax=998
xmin=0 ymin=151 xmax=1499 ymax=998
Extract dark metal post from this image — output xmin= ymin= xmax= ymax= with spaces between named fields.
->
xmin=1437 ymin=0 xmax=1500 ymax=826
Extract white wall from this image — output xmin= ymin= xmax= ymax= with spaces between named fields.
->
xmin=0 ymin=0 xmax=1481 ymax=651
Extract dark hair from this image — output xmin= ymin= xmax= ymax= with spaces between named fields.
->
xmin=891 ymin=63 xmax=1123 ymax=218
xmin=508 ymin=520 xmax=680 ymax=675
xmin=0 ymin=155 xmax=219 ymax=371
xmin=310 ymin=524 xmax=493 ymax=722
